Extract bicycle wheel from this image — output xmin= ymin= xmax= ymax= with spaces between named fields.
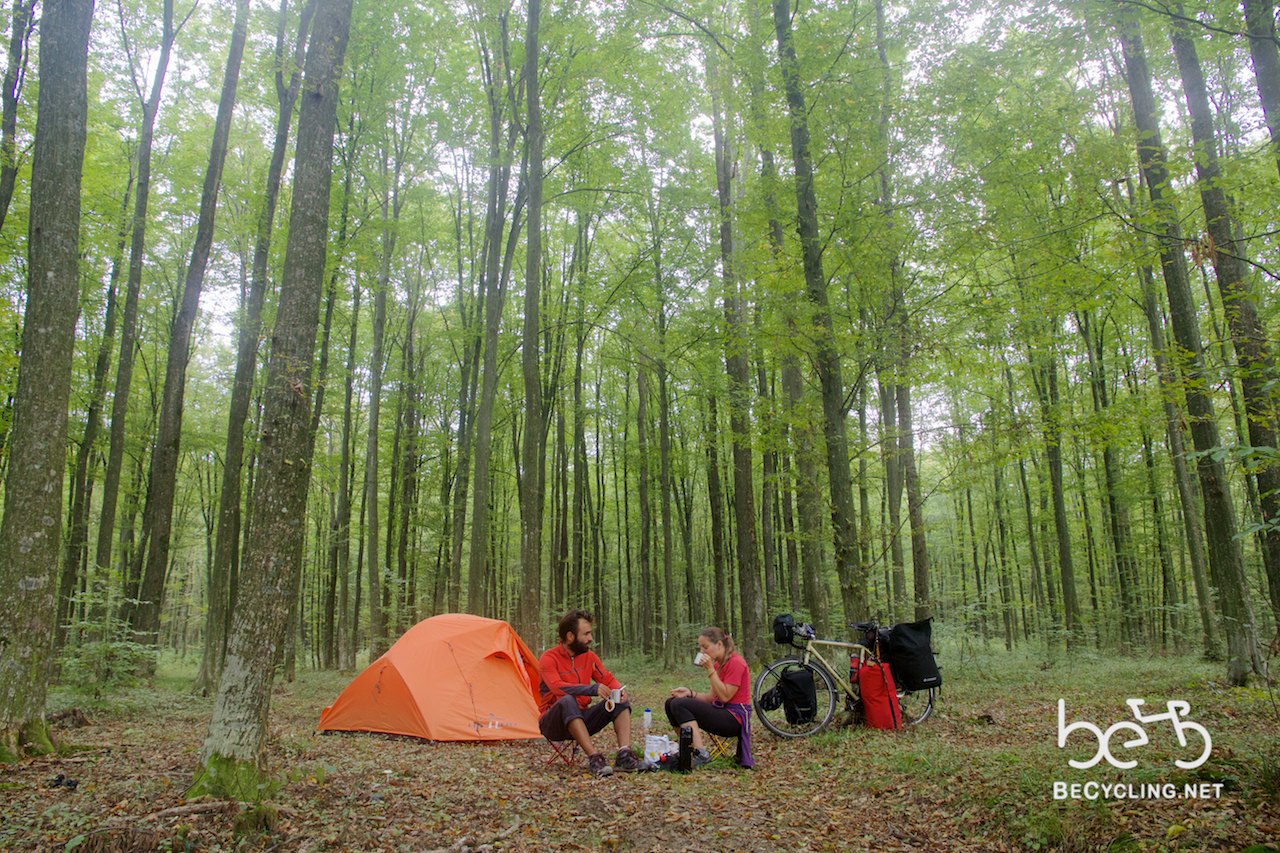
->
xmin=897 ymin=686 xmax=935 ymax=726
xmin=753 ymin=656 xmax=838 ymax=738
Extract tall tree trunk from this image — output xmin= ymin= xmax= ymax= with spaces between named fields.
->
xmin=1242 ymin=0 xmax=1280 ymax=177
xmin=874 ymin=0 xmax=928 ymax=624
xmin=656 ymin=326 xmax=677 ymax=660
xmin=396 ymin=306 xmax=422 ymax=635
xmin=748 ymin=0 xmax=822 ymax=628
xmin=1030 ymin=344 xmax=1080 ymax=639
xmin=0 ymin=0 xmax=92 ymax=761
xmin=571 ymin=218 xmax=593 ymax=617
xmin=97 ymin=0 xmax=176 ymax=587
xmin=636 ymin=365 xmax=654 ymax=653
xmin=467 ymin=27 xmax=521 ymax=615
xmin=781 ymin=357 xmax=827 ymax=629
xmin=57 ymin=174 xmax=134 ymax=650
xmin=335 ymin=271 xmax=361 ymax=669
xmin=192 ymin=0 xmax=351 ymax=793
xmin=447 ymin=213 xmax=482 ymax=614
xmin=199 ymin=0 xmax=314 ymax=693
xmin=755 ymin=316 xmax=779 ymax=614
xmin=710 ymin=45 xmax=762 ymax=661
xmin=517 ymin=0 xmax=544 ymax=644
xmin=897 ymin=380 xmax=930 ymax=621
xmin=877 ymin=373 xmax=906 ymax=614
xmin=1171 ymin=12 xmax=1280 ymax=631
xmin=773 ymin=0 xmax=862 ymax=626
xmin=1076 ymin=310 xmax=1141 ymax=646
xmin=363 ymin=144 xmax=405 ymax=658
xmin=128 ymin=0 xmax=250 ymax=643
xmin=0 ymin=0 xmax=34 ymax=235
xmin=1136 ymin=259 xmax=1217 ymax=656
xmin=643 ymin=195 xmax=677 ymax=656
xmin=1118 ymin=12 xmax=1261 ymax=684
xmin=705 ymin=395 xmax=728 ymax=631
xmin=993 ymin=464 xmax=1015 ymax=649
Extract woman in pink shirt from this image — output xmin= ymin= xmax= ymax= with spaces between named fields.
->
xmin=665 ymin=627 xmax=754 ymax=768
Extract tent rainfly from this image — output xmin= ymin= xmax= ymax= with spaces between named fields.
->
xmin=317 ymin=613 xmax=543 ymax=741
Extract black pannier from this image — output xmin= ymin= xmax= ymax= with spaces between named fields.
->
xmin=777 ymin=667 xmax=818 ymax=724
xmin=880 ymin=617 xmax=942 ymax=691
xmin=757 ymin=685 xmax=784 ymax=711
xmin=772 ymin=613 xmax=797 ymax=645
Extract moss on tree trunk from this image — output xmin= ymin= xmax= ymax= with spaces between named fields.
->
xmin=188 ymin=752 xmax=273 ymax=801
xmin=0 ymin=718 xmax=55 ymax=763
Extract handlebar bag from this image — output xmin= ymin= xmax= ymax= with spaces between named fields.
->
xmin=772 ymin=613 xmax=797 ymax=645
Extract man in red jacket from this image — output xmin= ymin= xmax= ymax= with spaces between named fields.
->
xmin=539 ymin=609 xmax=646 ymax=776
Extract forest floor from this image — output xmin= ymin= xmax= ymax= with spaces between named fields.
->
xmin=1 ymin=644 xmax=1278 ymax=852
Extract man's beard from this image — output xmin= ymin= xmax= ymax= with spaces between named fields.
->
xmin=568 ymin=637 xmax=590 ymax=655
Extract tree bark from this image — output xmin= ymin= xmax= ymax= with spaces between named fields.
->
xmin=0 ymin=0 xmax=35 ymax=235
xmin=655 ymin=288 xmax=677 ymax=661
xmin=447 ymin=198 xmax=482 ymax=614
xmin=363 ymin=132 xmax=408 ymax=658
xmin=1171 ymin=11 xmax=1280 ymax=631
xmin=748 ymin=0 xmax=821 ymax=628
xmin=897 ymin=380 xmax=930 ymax=621
xmin=874 ymin=0 xmax=928 ymax=624
xmin=772 ymin=0 xmax=862 ymax=627
xmin=877 ymin=373 xmax=906 ymax=613
xmin=199 ymin=0 xmax=314 ymax=693
xmin=1118 ymin=12 xmax=1260 ymax=684
xmin=192 ymin=0 xmax=351 ymax=794
xmin=0 ymin=0 xmax=92 ymax=761
xmin=1136 ymin=260 xmax=1218 ymax=657
xmin=1242 ymin=0 xmax=1280 ymax=177
xmin=467 ymin=22 xmax=521 ymax=615
xmin=1076 ymin=309 xmax=1141 ymax=646
xmin=636 ymin=365 xmax=654 ymax=653
xmin=705 ymin=395 xmax=728 ymax=632
xmin=128 ymin=0 xmax=250 ymax=644
xmin=710 ymin=45 xmax=762 ymax=661
xmin=517 ymin=0 xmax=544 ymax=645
xmin=57 ymin=174 xmax=133 ymax=650
xmin=97 ymin=0 xmax=176 ymax=586
xmin=1029 ymin=343 xmax=1080 ymax=639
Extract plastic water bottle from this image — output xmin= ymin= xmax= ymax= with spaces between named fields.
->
xmin=643 ymin=707 xmax=652 ymax=733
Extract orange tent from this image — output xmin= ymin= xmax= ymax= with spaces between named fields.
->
xmin=317 ymin=613 xmax=543 ymax=741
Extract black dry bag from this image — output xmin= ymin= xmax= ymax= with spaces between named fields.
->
xmin=882 ymin=618 xmax=941 ymax=692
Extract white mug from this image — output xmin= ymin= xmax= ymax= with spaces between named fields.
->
xmin=609 ymin=687 xmax=622 ymax=704
xmin=694 ymin=651 xmax=709 ymax=666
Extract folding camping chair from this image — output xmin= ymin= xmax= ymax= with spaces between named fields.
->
xmin=704 ymin=732 xmax=736 ymax=762
xmin=545 ymin=740 xmax=579 ymax=768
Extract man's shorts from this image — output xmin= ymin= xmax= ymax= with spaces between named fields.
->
xmin=539 ymin=694 xmax=630 ymax=741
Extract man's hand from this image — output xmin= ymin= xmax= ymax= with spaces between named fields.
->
xmin=597 ymin=683 xmax=611 ymax=700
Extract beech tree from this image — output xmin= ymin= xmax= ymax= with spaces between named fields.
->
xmin=192 ymin=0 xmax=352 ymax=795
xmin=0 ymin=0 xmax=94 ymax=760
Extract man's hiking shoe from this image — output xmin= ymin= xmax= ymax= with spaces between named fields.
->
xmin=588 ymin=752 xmax=614 ymax=777
xmin=615 ymin=747 xmax=651 ymax=772
xmin=692 ymin=748 xmax=713 ymax=768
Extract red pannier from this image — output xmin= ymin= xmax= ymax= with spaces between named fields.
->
xmin=854 ymin=658 xmax=902 ymax=730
